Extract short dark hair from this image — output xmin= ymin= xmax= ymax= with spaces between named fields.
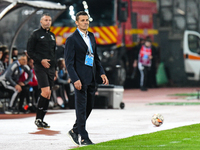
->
xmin=139 ymin=38 xmax=145 ymax=42
xmin=0 ymin=47 xmax=3 ymax=52
xmin=1 ymin=51 xmax=9 ymax=61
xmin=41 ymin=13 xmax=51 ymax=20
xmin=0 ymin=45 xmax=8 ymax=53
xmin=57 ymin=58 xmax=64 ymax=68
xmin=145 ymin=39 xmax=152 ymax=43
xmin=76 ymin=11 xmax=89 ymax=21
xmin=12 ymin=47 xmax=18 ymax=51
xmin=145 ymin=36 xmax=152 ymax=42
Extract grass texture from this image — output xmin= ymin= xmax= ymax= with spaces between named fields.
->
xmin=148 ymin=102 xmax=200 ymax=105
xmin=71 ymin=123 xmax=200 ymax=150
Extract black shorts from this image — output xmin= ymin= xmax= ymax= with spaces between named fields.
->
xmin=34 ymin=64 xmax=55 ymax=89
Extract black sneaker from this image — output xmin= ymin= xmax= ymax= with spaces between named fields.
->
xmin=81 ymin=138 xmax=94 ymax=146
xmin=68 ymin=129 xmax=79 ymax=146
xmin=140 ymin=87 xmax=148 ymax=91
xmin=35 ymin=119 xmax=44 ymax=128
xmin=42 ymin=121 xmax=50 ymax=128
xmin=5 ymin=107 xmax=18 ymax=114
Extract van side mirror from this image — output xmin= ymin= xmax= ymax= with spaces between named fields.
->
xmin=118 ymin=2 xmax=128 ymax=22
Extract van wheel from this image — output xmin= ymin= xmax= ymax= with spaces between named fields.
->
xmin=120 ymin=102 xmax=125 ymax=109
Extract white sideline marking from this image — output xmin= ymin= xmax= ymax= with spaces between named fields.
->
xmin=170 ymin=141 xmax=181 ymax=143
xmin=158 ymin=145 xmax=166 ymax=147
xmin=183 ymin=138 xmax=191 ymax=140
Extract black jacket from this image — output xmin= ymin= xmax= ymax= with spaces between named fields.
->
xmin=55 ymin=45 xmax=65 ymax=60
xmin=64 ymin=29 xmax=105 ymax=85
xmin=27 ymin=27 xmax=56 ymax=68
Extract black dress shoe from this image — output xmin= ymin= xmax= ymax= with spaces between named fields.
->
xmin=140 ymin=87 xmax=148 ymax=91
xmin=68 ymin=129 xmax=79 ymax=146
xmin=81 ymin=138 xmax=94 ymax=146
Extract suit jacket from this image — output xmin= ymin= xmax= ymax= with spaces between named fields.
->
xmin=64 ymin=29 xmax=105 ymax=85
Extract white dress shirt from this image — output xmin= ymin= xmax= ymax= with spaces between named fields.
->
xmin=77 ymin=28 xmax=93 ymax=54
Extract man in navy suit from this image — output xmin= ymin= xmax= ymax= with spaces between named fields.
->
xmin=64 ymin=11 xmax=109 ymax=146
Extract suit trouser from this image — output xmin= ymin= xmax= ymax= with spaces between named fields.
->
xmin=72 ymin=83 xmax=95 ymax=140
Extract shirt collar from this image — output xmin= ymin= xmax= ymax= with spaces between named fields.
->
xmin=77 ymin=28 xmax=88 ymax=37
xmin=41 ymin=26 xmax=50 ymax=33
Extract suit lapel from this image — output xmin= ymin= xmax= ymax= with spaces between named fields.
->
xmin=74 ymin=29 xmax=96 ymax=53
xmin=75 ymin=30 xmax=88 ymax=51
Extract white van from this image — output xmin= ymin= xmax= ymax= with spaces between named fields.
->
xmin=183 ymin=30 xmax=200 ymax=81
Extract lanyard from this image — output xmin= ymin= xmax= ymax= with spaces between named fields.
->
xmin=88 ymin=40 xmax=93 ymax=54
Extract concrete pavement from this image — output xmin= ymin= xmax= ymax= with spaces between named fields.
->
xmin=0 ymin=87 xmax=200 ymax=150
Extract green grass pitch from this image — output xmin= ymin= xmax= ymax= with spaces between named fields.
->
xmin=71 ymin=123 xmax=200 ymax=150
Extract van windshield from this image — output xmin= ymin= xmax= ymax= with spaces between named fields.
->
xmin=52 ymin=0 xmax=115 ymax=27
xmin=188 ymin=34 xmax=200 ymax=54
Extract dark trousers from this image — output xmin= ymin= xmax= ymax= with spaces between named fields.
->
xmin=72 ymin=83 xmax=95 ymax=140
xmin=56 ymin=83 xmax=71 ymax=102
xmin=19 ymin=85 xmax=30 ymax=110
xmin=139 ymin=66 xmax=150 ymax=88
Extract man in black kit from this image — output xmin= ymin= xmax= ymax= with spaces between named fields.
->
xmin=27 ymin=13 xmax=56 ymax=128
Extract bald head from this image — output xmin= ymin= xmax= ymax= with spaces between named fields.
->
xmin=40 ymin=14 xmax=52 ymax=30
